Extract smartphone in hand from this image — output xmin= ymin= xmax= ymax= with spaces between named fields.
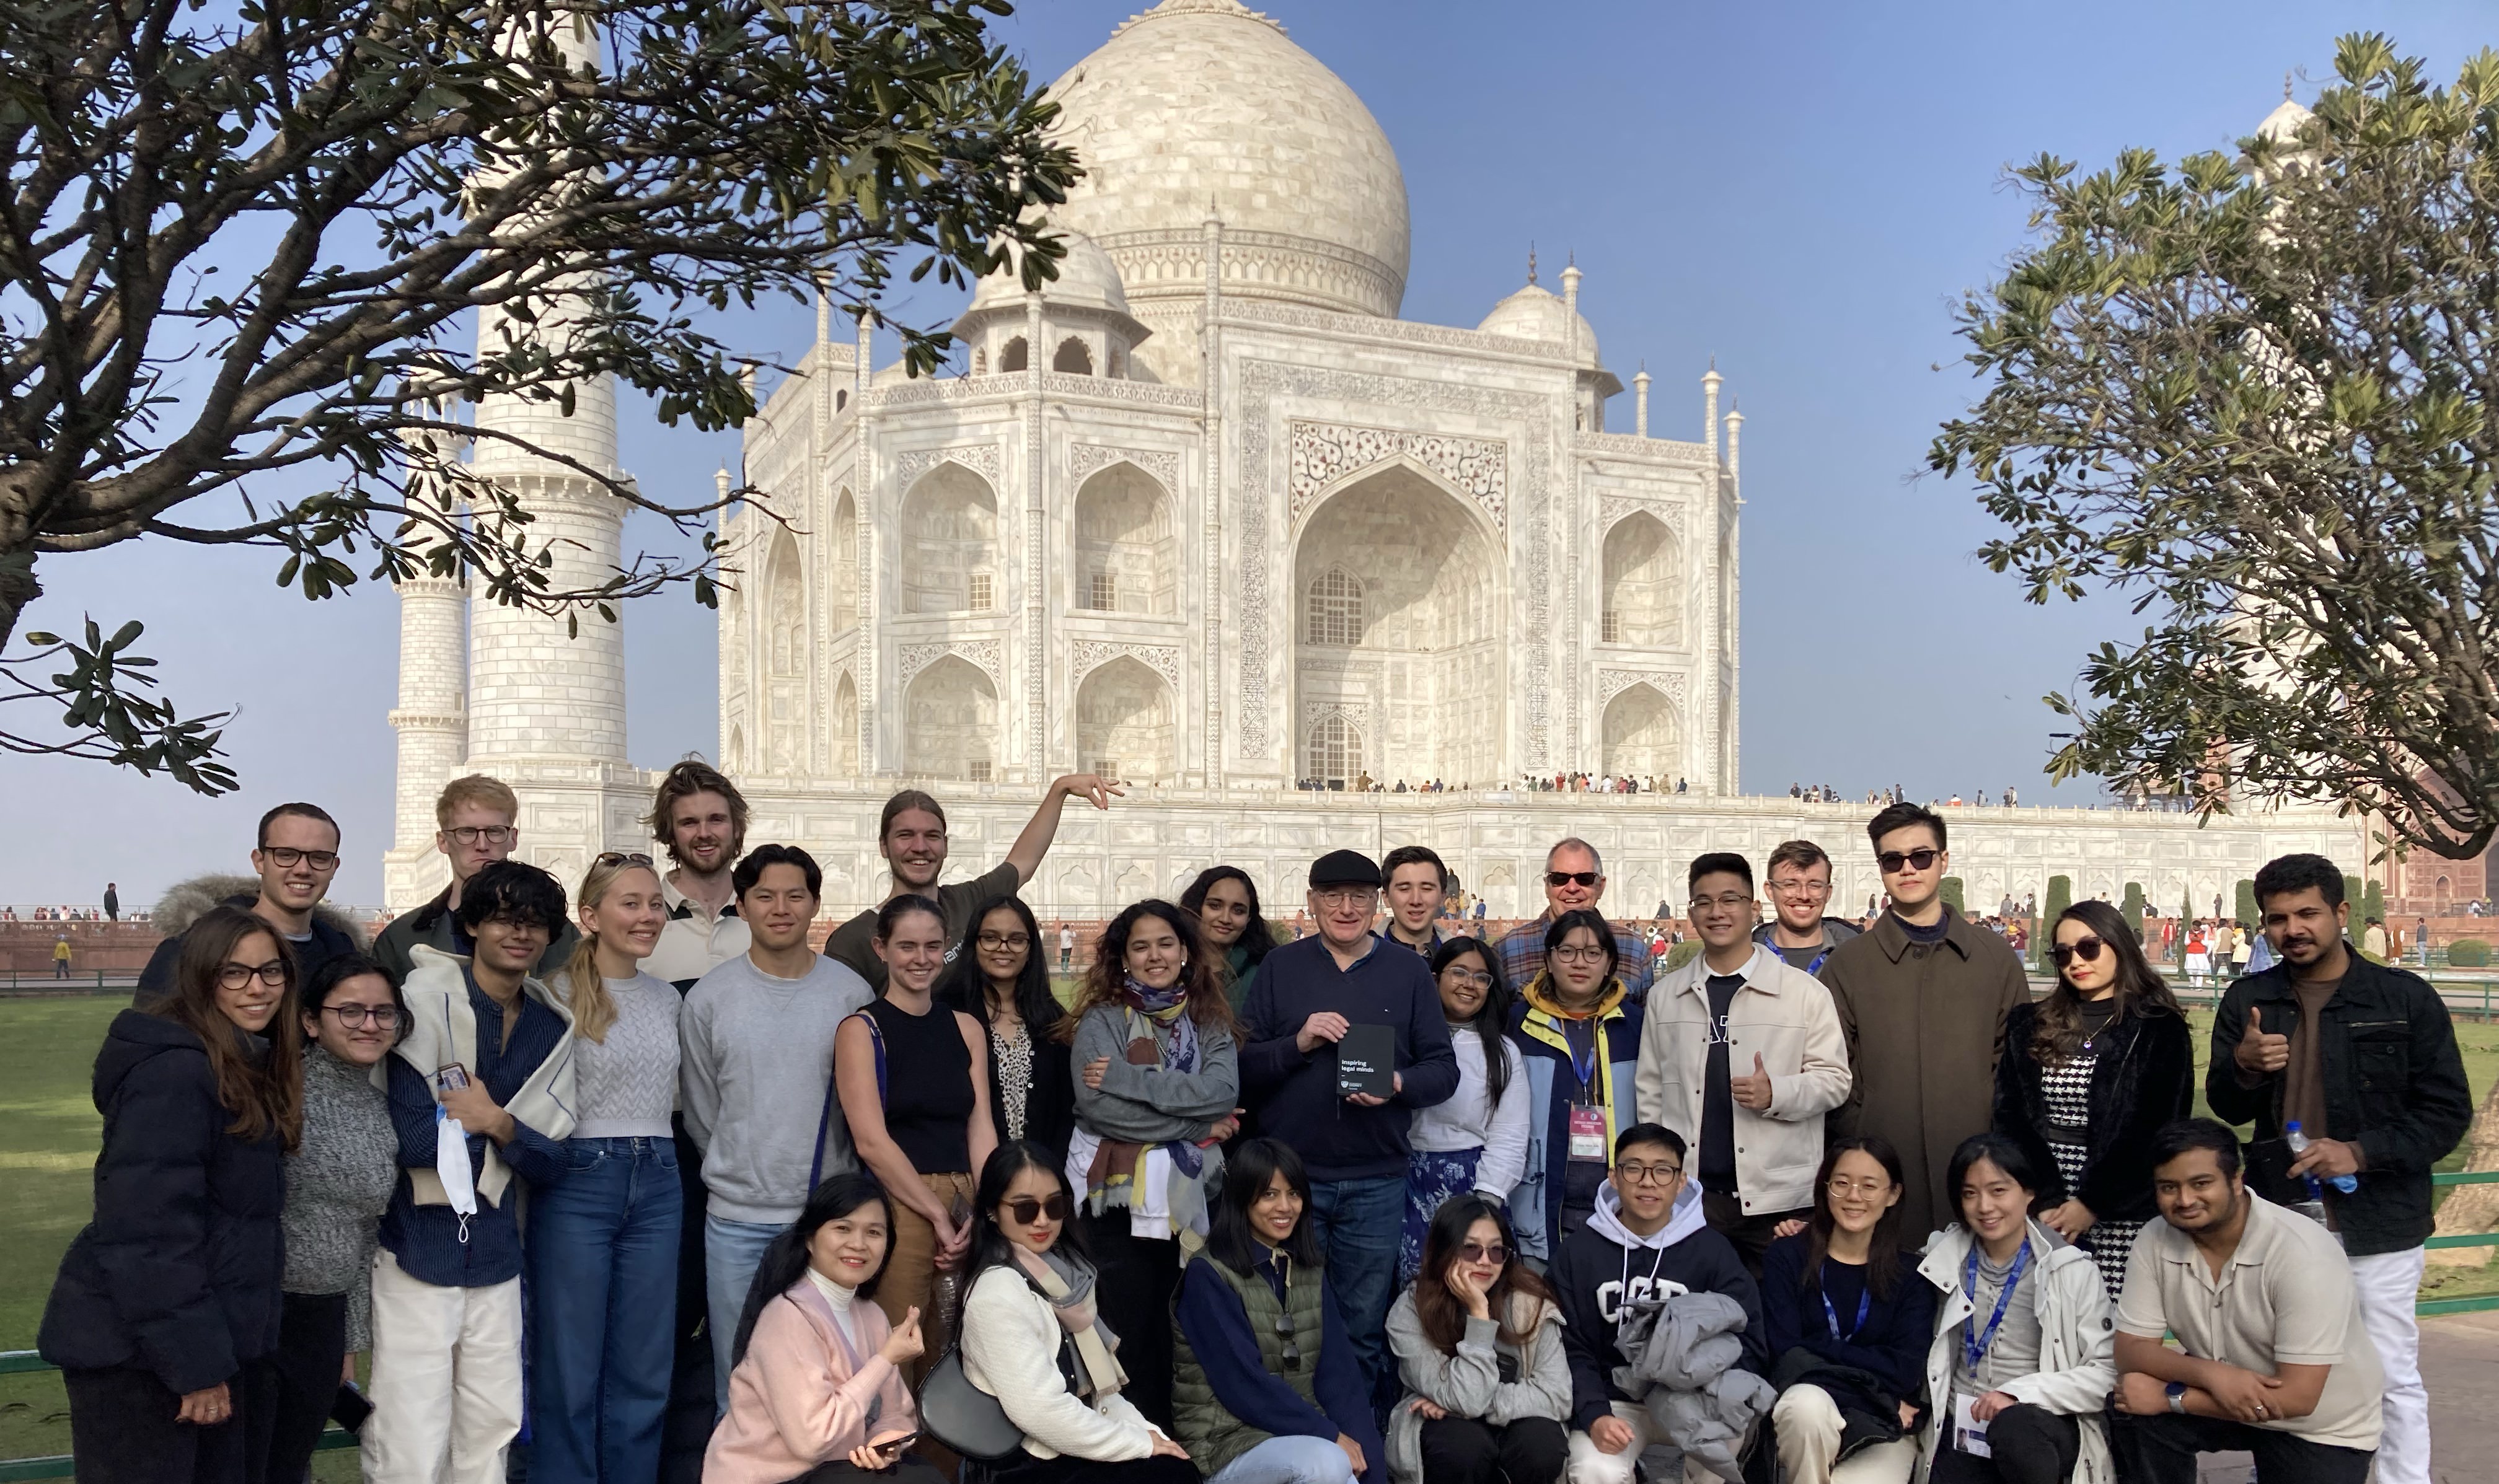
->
xmin=433 ymin=1063 xmax=470 ymax=1094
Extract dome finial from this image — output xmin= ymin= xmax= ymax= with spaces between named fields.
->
xmin=2285 ymin=70 xmax=2294 ymax=101
xmin=1527 ymin=244 xmax=1537 ymax=285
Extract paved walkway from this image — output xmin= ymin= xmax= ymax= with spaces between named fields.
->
xmin=2189 ymin=1305 xmax=2499 ymax=1482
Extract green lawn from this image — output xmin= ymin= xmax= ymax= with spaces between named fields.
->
xmin=3 ymin=994 xmax=2495 ymax=1469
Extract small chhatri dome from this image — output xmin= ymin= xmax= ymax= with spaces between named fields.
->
xmin=1477 ymin=280 xmax=1600 ymax=368
xmin=1039 ymin=0 xmax=1411 ymax=319
xmin=2255 ymin=94 xmax=2313 ymax=144
xmin=966 ymin=230 xmax=1132 ymax=316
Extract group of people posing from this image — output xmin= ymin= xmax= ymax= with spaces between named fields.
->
xmin=40 ymin=775 xmax=2473 ymax=1484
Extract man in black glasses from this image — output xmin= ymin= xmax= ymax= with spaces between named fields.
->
xmin=1492 ymin=838 xmax=1654 ymax=1001
xmin=374 ymin=774 xmax=576 ymax=985
xmin=136 ymin=801 xmax=363 ymax=1008
xmin=1817 ymin=802 xmax=2029 ymax=1240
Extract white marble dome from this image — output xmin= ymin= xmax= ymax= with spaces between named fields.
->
xmin=1478 ymin=281 xmax=1600 ymax=367
xmin=967 ymin=230 xmax=1132 ymax=316
xmin=1041 ymin=0 xmax=1411 ymax=318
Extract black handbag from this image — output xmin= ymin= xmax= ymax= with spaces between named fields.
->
xmin=916 ymin=1346 xmax=1026 ymax=1462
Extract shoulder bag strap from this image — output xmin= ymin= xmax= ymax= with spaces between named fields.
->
xmin=814 ymin=1009 xmax=887 ymax=1190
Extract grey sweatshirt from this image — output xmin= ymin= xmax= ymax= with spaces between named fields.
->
xmin=680 ymin=951 xmax=872 ymax=1223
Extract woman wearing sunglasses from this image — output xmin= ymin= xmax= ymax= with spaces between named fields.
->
xmin=1990 ymin=899 xmax=2190 ymax=1299
xmin=267 ymin=952 xmax=402 ymax=1484
xmin=957 ymin=1141 xmax=1197 ymax=1484
xmin=1382 ymin=1195 xmax=1568 ymax=1484
xmin=529 ymin=851 xmax=683 ymax=1484
xmin=1064 ymin=899 xmax=1241 ymax=1429
xmin=1172 ymin=1138 xmax=1385 ymax=1483
xmin=708 ymin=1173 xmax=939 ymax=1484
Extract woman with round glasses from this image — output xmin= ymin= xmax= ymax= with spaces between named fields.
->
xmin=529 ymin=851 xmax=684 ymax=1484
xmin=1382 ymin=1194 xmax=1567 ymax=1484
xmin=1173 ymin=1138 xmax=1383 ymax=1483
xmin=1990 ymin=899 xmax=2190 ymax=1299
xmin=957 ymin=1141 xmax=1196 ymax=1484
xmin=940 ymin=894 xmax=1076 ymax=1161
xmin=1399 ymin=938 xmax=1530 ymax=1284
xmin=42 ymin=904 xmax=301 ymax=1483
xmin=267 ymin=952 xmax=403 ymax=1484
xmin=1181 ymin=866 xmax=1279 ymax=1014
xmin=1062 ymin=898 xmax=1239 ymax=1429
xmin=1509 ymin=908 xmax=1645 ymax=1262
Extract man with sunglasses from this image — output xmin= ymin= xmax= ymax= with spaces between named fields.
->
xmin=374 ymin=775 xmax=577 ymax=985
xmin=1493 ymin=838 xmax=1655 ymax=1002
xmin=136 ymin=802 xmax=361 ymax=1008
xmin=1817 ymin=802 xmax=2029 ymax=1241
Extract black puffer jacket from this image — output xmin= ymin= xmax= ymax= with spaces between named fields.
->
xmin=1993 ymin=998 xmax=2193 ymax=1224
xmin=39 ymin=1010 xmax=286 ymax=1394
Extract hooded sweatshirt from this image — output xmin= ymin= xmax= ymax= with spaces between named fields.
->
xmin=1549 ymin=1181 xmax=1766 ymax=1431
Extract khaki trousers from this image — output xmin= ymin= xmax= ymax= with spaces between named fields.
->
xmin=875 ymin=1169 xmax=976 ymax=1390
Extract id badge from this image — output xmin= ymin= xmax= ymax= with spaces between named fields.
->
xmin=1952 ymin=1392 xmax=1993 ymax=1457
xmin=1567 ymin=1104 xmax=1607 ymax=1162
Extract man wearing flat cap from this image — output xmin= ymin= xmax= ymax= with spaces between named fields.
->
xmin=1240 ymin=848 xmax=1460 ymax=1412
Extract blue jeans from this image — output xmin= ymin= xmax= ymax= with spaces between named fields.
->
xmin=703 ymin=1211 xmax=786 ymax=1415
xmin=1305 ymin=1174 xmax=1403 ymax=1415
xmin=528 ymin=1137 xmax=682 ymax=1484
xmin=1208 ymin=1433 xmax=1357 ymax=1484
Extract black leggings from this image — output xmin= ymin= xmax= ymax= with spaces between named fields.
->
xmin=262 ymin=1291 xmax=349 ymax=1484
xmin=1418 ymin=1414 xmax=1570 ymax=1484
xmin=1926 ymin=1404 xmax=2080 ymax=1484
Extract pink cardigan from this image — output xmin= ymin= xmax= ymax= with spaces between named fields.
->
xmin=704 ymin=1279 xmax=919 ymax=1484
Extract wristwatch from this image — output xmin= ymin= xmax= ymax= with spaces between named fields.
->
xmin=2166 ymin=1381 xmax=2187 ymax=1415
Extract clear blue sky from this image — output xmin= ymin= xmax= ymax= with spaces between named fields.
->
xmin=8 ymin=1 xmax=2485 ymax=907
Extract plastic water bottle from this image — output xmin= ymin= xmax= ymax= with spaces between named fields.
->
xmin=2286 ymin=1120 xmax=2361 ymax=1198
xmin=2284 ymin=1120 xmax=2329 ymax=1223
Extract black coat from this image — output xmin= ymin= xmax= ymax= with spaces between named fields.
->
xmin=1993 ymin=999 xmax=2193 ymax=1224
xmin=2206 ymin=949 xmax=2474 ymax=1257
xmin=39 ymin=1009 xmax=286 ymax=1394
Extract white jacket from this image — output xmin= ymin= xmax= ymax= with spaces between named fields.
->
xmin=1634 ymin=946 xmax=1849 ymax=1213
xmin=959 ymin=1265 xmax=1163 ymax=1463
xmin=385 ymin=944 xmax=578 ymax=1208
xmin=1914 ymin=1222 xmax=2115 ymax=1484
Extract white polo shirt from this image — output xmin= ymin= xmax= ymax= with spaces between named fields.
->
xmin=2116 ymin=1193 xmax=2383 ymax=1453
xmin=646 ymin=872 xmax=751 ymax=990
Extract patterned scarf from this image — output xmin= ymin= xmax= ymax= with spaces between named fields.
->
xmin=1083 ymin=976 xmax=1209 ymax=1221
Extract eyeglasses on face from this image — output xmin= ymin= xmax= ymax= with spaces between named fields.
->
xmin=481 ymin=913 xmax=551 ymax=936
xmin=1003 ymin=1193 xmax=1069 ymax=1225
xmin=594 ymin=850 xmax=653 ymax=867
xmin=1615 ymin=1161 xmax=1683 ymax=1186
xmin=977 ymin=932 xmax=1032 ymax=952
xmin=452 ymin=826 xmax=517 ymax=846
xmin=2049 ymin=936 xmax=2105 ymax=968
xmin=1827 ymin=1176 xmax=1892 ymax=1197
xmin=218 ymin=960 xmax=289 ymax=990
xmin=1456 ymin=1240 xmax=1510 ymax=1265
xmin=1875 ymin=848 xmax=1941 ymax=874
xmin=1766 ymin=878 xmax=1831 ymax=898
xmin=260 ymin=846 xmax=340 ymax=871
xmin=1690 ymin=892 xmax=1755 ymax=913
xmin=1545 ymin=871 xmax=1600 ymax=889
xmin=1550 ymin=944 xmax=1610 ymax=965
xmin=1313 ymin=889 xmax=1376 ymax=909
xmin=1440 ymin=967 xmax=1494 ymax=990
xmin=322 ymin=1004 xmax=403 ymax=1029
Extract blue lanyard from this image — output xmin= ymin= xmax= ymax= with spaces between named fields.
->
xmin=1820 ymin=1282 xmax=1870 ymax=1342
xmin=1960 ymin=1244 xmax=2032 ymax=1372
xmin=1562 ymin=1016 xmax=1599 ymax=1096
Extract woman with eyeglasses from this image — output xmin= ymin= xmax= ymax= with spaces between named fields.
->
xmin=1508 ymin=907 xmax=1646 ymax=1262
xmin=1382 ymin=1195 xmax=1568 ymax=1484
xmin=1911 ymin=1135 xmax=2115 ymax=1484
xmin=1173 ymin=1138 xmax=1384 ymax=1483
xmin=1063 ymin=900 xmax=1241 ymax=1430
xmin=1181 ymin=866 xmax=1280 ymax=1015
xmin=42 ymin=905 xmax=301 ymax=1484
xmin=940 ymin=895 xmax=1077 ymax=1161
xmin=707 ymin=1173 xmax=941 ymax=1484
xmin=527 ymin=852 xmax=684 ymax=1484
xmin=1399 ymin=939 xmax=1530 ymax=1285
xmin=1760 ymin=1138 xmax=1934 ymax=1484
xmin=957 ymin=1141 xmax=1198 ymax=1484
xmin=266 ymin=952 xmax=402 ymax=1484
xmin=1990 ymin=900 xmax=2190 ymax=1301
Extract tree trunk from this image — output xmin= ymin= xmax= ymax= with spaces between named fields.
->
xmin=0 ymin=548 xmax=38 ymax=652
xmin=2427 ymin=1074 xmax=2499 ymax=1268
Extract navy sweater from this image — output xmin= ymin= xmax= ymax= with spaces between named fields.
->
xmin=1174 ymin=1252 xmax=1384 ymax=1475
xmin=1237 ymin=934 xmax=1458 ymax=1182
xmin=377 ymin=977 xmax=568 ymax=1287
xmin=1760 ymin=1234 xmax=1933 ymax=1402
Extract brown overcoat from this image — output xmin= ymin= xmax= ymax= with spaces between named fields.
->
xmin=1817 ymin=908 xmax=2031 ymax=1240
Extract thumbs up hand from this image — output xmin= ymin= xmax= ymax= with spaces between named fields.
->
xmin=2232 ymin=1011 xmax=2290 ymax=1079
xmin=1730 ymin=1051 xmax=1776 ymax=1110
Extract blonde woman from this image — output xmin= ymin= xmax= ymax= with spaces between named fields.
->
xmin=527 ymin=851 xmax=681 ymax=1484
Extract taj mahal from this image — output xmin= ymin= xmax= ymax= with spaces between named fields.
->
xmin=382 ymin=0 xmax=2360 ymax=918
